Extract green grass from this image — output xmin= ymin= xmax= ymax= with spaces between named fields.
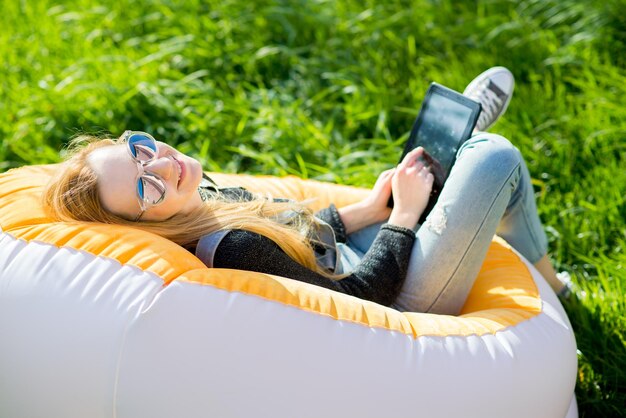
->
xmin=1 ymin=0 xmax=625 ymax=415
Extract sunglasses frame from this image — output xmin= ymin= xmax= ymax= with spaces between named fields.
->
xmin=122 ymin=130 xmax=167 ymax=221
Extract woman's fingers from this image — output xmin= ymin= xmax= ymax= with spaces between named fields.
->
xmin=378 ymin=168 xmax=396 ymax=179
xmin=394 ymin=164 xmax=432 ymax=187
xmin=400 ymin=146 xmax=425 ymax=167
xmin=376 ymin=168 xmax=396 ymax=187
xmin=404 ymin=162 xmax=430 ymax=177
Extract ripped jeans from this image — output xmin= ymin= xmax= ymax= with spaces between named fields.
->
xmin=337 ymin=133 xmax=548 ymax=315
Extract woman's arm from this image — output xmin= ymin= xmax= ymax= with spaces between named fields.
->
xmin=314 ymin=169 xmax=395 ymax=239
xmin=335 ymin=154 xmax=433 ymax=233
xmin=314 ymin=202 xmax=385 ymax=243
xmin=336 ymin=200 xmax=389 ymax=234
xmin=337 ymin=168 xmax=395 ymax=234
xmin=210 ymin=226 xmax=415 ymax=306
xmin=317 ymin=151 xmax=433 ymax=238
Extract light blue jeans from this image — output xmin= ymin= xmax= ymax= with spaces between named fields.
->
xmin=337 ymin=133 xmax=548 ymax=315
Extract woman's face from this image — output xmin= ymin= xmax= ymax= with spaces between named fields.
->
xmin=88 ymin=139 xmax=204 ymax=221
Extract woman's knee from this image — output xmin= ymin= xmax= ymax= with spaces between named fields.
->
xmin=457 ymin=133 xmax=522 ymax=175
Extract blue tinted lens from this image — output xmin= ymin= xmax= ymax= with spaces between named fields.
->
xmin=136 ymin=177 xmax=145 ymax=199
xmin=136 ymin=173 xmax=166 ymax=205
xmin=128 ymin=134 xmax=157 ymax=161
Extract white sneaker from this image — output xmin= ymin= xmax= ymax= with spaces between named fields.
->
xmin=463 ymin=66 xmax=515 ymax=131
xmin=556 ymin=271 xmax=574 ymax=299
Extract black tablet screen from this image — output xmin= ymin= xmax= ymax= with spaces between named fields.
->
xmin=413 ymin=92 xmax=475 ymax=180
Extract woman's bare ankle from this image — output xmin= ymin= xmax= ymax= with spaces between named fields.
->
xmin=533 ymin=255 xmax=564 ymax=293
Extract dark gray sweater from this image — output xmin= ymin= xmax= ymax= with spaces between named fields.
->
xmin=208 ymin=203 xmax=416 ymax=306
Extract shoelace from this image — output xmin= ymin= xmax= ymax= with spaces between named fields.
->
xmin=467 ymin=79 xmax=505 ymax=131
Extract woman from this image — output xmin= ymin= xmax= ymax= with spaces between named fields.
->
xmin=44 ymin=68 xmax=569 ymax=314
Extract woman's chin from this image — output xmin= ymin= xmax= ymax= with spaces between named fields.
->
xmin=190 ymin=159 xmax=203 ymax=187
xmin=181 ymin=157 xmax=202 ymax=192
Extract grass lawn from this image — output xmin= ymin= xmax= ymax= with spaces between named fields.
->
xmin=1 ymin=0 xmax=625 ymax=415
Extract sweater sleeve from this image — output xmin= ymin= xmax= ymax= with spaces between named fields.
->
xmin=211 ymin=224 xmax=415 ymax=306
xmin=314 ymin=204 xmax=347 ymax=243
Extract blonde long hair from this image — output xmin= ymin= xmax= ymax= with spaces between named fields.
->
xmin=43 ymin=135 xmax=342 ymax=279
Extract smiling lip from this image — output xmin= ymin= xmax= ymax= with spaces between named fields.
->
xmin=173 ymin=156 xmax=185 ymax=189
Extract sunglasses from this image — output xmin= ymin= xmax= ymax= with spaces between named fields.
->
xmin=122 ymin=130 xmax=167 ymax=221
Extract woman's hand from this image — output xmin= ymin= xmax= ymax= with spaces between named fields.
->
xmin=337 ymin=168 xmax=395 ymax=234
xmin=388 ymin=147 xmax=434 ymax=230
xmin=360 ymin=168 xmax=396 ymax=221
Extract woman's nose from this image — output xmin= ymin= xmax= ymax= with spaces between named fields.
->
xmin=144 ymin=157 xmax=174 ymax=180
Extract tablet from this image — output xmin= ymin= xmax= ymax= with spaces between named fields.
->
xmin=389 ymin=82 xmax=482 ymax=223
